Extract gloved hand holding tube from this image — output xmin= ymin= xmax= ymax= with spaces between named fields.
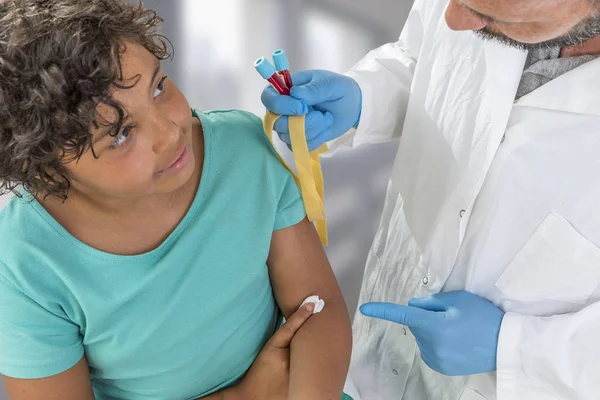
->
xmin=254 ymin=51 xmax=330 ymax=246
xmin=261 ymin=69 xmax=363 ymax=152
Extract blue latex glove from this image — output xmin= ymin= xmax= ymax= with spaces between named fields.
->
xmin=360 ymin=291 xmax=505 ymax=376
xmin=261 ymin=70 xmax=362 ymax=151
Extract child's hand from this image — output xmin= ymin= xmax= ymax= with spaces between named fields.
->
xmin=233 ymin=303 xmax=315 ymax=400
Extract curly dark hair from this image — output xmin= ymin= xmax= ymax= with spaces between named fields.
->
xmin=0 ymin=0 xmax=171 ymax=200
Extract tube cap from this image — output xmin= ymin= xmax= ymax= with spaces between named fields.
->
xmin=272 ymin=49 xmax=290 ymax=71
xmin=254 ymin=57 xmax=276 ymax=79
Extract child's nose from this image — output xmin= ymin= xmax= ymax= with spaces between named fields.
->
xmin=151 ymin=116 xmax=180 ymax=154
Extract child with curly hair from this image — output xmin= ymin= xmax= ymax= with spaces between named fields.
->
xmin=0 ymin=1 xmax=352 ymax=399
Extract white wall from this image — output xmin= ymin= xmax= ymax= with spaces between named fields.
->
xmin=0 ymin=195 xmax=10 ymax=211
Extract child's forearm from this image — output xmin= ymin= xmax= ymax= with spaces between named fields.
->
xmin=288 ymin=297 xmax=352 ymax=400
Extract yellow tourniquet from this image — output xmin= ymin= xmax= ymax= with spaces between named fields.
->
xmin=263 ymin=111 xmax=328 ymax=246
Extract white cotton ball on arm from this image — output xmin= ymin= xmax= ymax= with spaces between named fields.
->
xmin=315 ymin=299 xmax=325 ymax=313
xmin=300 ymin=295 xmax=326 ymax=314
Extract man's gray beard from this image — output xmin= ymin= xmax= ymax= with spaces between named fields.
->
xmin=474 ymin=15 xmax=600 ymax=50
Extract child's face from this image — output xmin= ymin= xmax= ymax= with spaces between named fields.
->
xmin=65 ymin=41 xmax=196 ymax=201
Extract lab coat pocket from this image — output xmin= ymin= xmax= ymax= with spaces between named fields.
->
xmin=495 ymin=212 xmax=600 ymax=307
xmin=458 ymin=389 xmax=487 ymax=400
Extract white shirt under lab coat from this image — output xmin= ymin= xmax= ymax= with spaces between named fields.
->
xmin=339 ymin=1 xmax=600 ymax=399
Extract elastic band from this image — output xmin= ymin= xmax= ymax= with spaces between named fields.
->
xmin=264 ymin=111 xmax=328 ymax=246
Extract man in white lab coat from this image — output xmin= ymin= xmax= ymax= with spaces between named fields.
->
xmin=262 ymin=0 xmax=600 ymax=399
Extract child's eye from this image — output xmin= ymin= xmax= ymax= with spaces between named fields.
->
xmin=153 ymin=76 xmax=168 ymax=98
xmin=109 ymin=125 xmax=133 ymax=150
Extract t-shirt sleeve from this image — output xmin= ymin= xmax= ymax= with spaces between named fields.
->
xmin=273 ymin=169 xmax=306 ymax=231
xmin=0 ymin=272 xmax=84 ymax=379
xmin=247 ymin=112 xmax=306 ymax=231
xmin=208 ymin=109 xmax=307 ymax=231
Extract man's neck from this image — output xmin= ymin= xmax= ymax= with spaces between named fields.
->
xmin=561 ymin=34 xmax=600 ymax=58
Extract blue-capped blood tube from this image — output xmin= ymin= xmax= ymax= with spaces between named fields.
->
xmin=254 ymin=56 xmax=290 ymax=95
xmin=273 ymin=49 xmax=293 ymax=89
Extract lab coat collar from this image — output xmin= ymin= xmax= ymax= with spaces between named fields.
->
xmin=483 ymin=40 xmax=527 ymax=138
xmin=516 ymin=56 xmax=600 ymax=117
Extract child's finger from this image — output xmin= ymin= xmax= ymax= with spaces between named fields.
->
xmin=268 ymin=303 xmax=315 ymax=349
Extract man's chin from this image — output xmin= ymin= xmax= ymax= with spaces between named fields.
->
xmin=473 ymin=29 xmax=550 ymax=50
xmin=474 ymin=17 xmax=600 ymax=51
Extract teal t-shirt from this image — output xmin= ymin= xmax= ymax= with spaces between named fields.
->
xmin=0 ymin=110 xmax=306 ymax=399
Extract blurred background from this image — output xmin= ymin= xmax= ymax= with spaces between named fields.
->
xmin=0 ymin=0 xmax=413 ymax=396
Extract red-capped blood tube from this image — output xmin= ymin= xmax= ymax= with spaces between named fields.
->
xmin=254 ymin=57 xmax=290 ymax=96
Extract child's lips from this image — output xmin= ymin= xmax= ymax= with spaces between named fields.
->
xmin=159 ymin=144 xmax=188 ymax=174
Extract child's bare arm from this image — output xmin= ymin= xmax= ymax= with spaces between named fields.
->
xmin=3 ymin=356 xmax=94 ymax=400
xmin=268 ymin=218 xmax=352 ymax=400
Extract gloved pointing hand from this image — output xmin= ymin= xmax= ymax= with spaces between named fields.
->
xmin=360 ymin=291 xmax=505 ymax=376
xmin=261 ymin=70 xmax=362 ymax=151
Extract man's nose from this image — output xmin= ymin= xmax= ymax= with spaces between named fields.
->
xmin=445 ymin=0 xmax=488 ymax=31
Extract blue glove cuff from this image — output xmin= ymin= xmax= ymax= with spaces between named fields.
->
xmin=353 ymin=89 xmax=362 ymax=128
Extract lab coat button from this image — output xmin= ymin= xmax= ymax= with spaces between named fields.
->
xmin=422 ymin=276 xmax=429 ymax=285
xmin=459 ymin=209 xmax=466 ymax=218
xmin=501 ymin=133 xmax=506 ymax=143
xmin=392 ymin=369 xmax=399 ymax=375
xmin=402 ymin=328 xmax=407 ymax=335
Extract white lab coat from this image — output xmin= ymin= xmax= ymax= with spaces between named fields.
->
xmin=339 ymin=1 xmax=600 ymax=399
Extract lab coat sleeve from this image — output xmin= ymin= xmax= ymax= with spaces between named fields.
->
xmin=497 ymin=305 xmax=600 ymax=400
xmin=329 ymin=0 xmax=429 ymax=151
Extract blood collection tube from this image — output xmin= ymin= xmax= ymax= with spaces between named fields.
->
xmin=254 ymin=57 xmax=290 ymax=96
xmin=273 ymin=49 xmax=293 ymax=89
